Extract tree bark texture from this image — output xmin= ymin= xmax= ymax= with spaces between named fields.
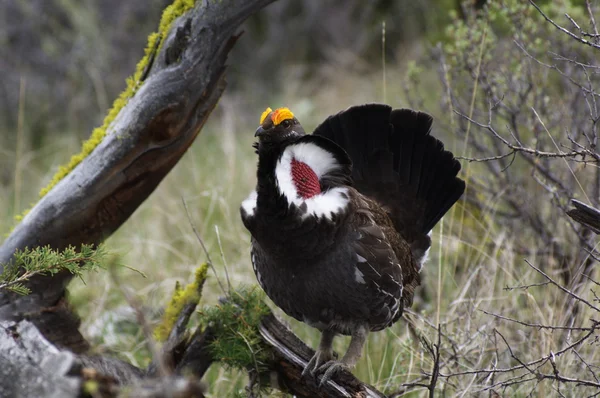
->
xmin=0 ymin=313 xmax=389 ymax=398
xmin=567 ymin=199 xmax=600 ymax=234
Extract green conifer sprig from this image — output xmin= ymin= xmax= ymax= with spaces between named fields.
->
xmin=0 ymin=244 xmax=105 ymax=295
xmin=199 ymin=285 xmax=272 ymax=373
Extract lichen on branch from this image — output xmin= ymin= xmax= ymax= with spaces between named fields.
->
xmin=153 ymin=263 xmax=208 ymax=342
xmin=15 ymin=0 xmax=198 ymax=223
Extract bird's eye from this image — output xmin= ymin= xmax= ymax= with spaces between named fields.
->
xmin=281 ymin=120 xmax=291 ymax=128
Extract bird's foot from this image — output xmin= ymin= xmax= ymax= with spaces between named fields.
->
xmin=302 ymin=349 xmax=334 ymax=378
xmin=316 ymin=360 xmax=350 ymax=387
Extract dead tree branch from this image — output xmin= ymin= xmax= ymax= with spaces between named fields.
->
xmin=0 ymin=0 xmax=275 ymax=352
xmin=567 ymin=199 xmax=600 ymax=234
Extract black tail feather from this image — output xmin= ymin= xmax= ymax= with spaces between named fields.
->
xmin=313 ymin=104 xmax=465 ymax=239
xmin=314 ymin=104 xmax=392 ymax=182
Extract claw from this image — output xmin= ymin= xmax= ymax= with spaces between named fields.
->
xmin=302 ymin=349 xmax=333 ymax=378
xmin=317 ymin=360 xmax=349 ymax=387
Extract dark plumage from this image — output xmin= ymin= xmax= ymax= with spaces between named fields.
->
xmin=240 ymin=104 xmax=465 ymax=385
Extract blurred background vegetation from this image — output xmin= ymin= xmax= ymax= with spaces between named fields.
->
xmin=0 ymin=0 xmax=485 ymax=137
xmin=2 ymin=0 xmax=600 ymax=396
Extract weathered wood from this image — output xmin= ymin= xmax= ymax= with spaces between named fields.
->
xmin=120 ymin=376 xmax=206 ymax=398
xmin=260 ymin=314 xmax=388 ymax=398
xmin=567 ymin=199 xmax=600 ymax=234
xmin=0 ymin=303 xmax=388 ymax=397
xmin=0 ymin=0 xmax=275 ymax=351
xmin=0 ymin=319 xmax=206 ymax=397
xmin=173 ymin=327 xmax=216 ymax=379
xmin=0 ymin=320 xmax=81 ymax=398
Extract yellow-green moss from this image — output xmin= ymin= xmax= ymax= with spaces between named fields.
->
xmin=153 ymin=263 xmax=209 ymax=342
xmin=13 ymin=206 xmax=32 ymax=222
xmin=15 ymin=0 xmax=197 ymax=222
xmin=83 ymin=380 xmax=99 ymax=395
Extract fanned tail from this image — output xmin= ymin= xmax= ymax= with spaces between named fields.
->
xmin=313 ymin=103 xmax=465 ymax=250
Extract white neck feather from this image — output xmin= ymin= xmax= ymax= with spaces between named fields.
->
xmin=275 ymin=142 xmax=349 ymax=220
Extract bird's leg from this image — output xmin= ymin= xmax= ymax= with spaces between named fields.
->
xmin=302 ymin=328 xmax=336 ymax=377
xmin=318 ymin=324 xmax=369 ymax=387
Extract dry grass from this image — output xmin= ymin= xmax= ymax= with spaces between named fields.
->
xmin=2 ymin=63 xmax=600 ymax=397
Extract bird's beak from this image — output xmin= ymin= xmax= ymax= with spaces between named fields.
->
xmin=254 ymin=126 xmax=266 ymax=137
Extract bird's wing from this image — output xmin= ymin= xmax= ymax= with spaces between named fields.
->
xmin=349 ymin=191 xmax=412 ymax=328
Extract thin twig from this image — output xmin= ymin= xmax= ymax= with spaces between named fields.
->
xmin=503 ymin=281 xmax=550 ymax=291
xmin=110 ymin=260 xmax=169 ymax=377
xmin=235 ymin=329 xmax=261 ymax=394
xmin=441 ymin=321 xmax=600 ymax=378
xmin=529 ymin=0 xmax=600 ymax=50
xmin=214 ymin=225 xmax=232 ymax=294
xmin=586 ymin=0 xmax=599 ymax=39
xmin=427 ymin=324 xmax=442 ymax=398
xmin=482 ymin=310 xmax=593 ymax=331
xmin=524 ymin=259 xmax=600 ymax=313
xmin=457 ymin=151 xmax=515 ymax=163
xmin=454 ymin=110 xmax=589 ymax=159
xmin=181 ymin=197 xmax=227 ymax=295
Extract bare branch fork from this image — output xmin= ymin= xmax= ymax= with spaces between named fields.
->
xmin=424 ymin=325 xmax=442 ymax=398
xmin=454 ymin=109 xmax=598 ymax=162
xmin=529 ymin=0 xmax=600 ymax=50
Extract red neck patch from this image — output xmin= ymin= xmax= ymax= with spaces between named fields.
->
xmin=291 ymin=158 xmax=321 ymax=199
